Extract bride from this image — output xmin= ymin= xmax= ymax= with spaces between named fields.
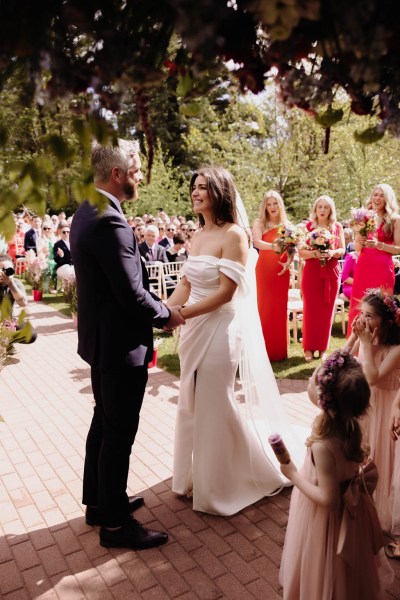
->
xmin=167 ymin=166 xmax=306 ymax=516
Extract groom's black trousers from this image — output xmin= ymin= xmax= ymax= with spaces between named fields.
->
xmin=82 ymin=364 xmax=148 ymax=527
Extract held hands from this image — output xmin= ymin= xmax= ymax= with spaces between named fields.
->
xmin=163 ymin=305 xmax=186 ymax=331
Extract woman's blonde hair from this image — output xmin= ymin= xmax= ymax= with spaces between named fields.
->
xmin=366 ymin=184 xmax=398 ymax=236
xmin=310 ymin=195 xmax=337 ymax=230
xmin=257 ymin=190 xmax=287 ymax=230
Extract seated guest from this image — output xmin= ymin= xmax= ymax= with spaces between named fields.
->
xmin=24 ymin=215 xmax=42 ymax=254
xmin=53 ymin=221 xmax=74 ymax=282
xmin=8 ymin=219 xmax=26 ymax=263
xmin=134 ymin=221 xmax=145 ymax=244
xmin=138 ymin=225 xmax=168 ymax=264
xmin=0 ymin=254 xmax=37 ymax=344
xmin=343 ymin=226 xmax=354 ymax=256
xmin=126 ymin=215 xmax=135 ymax=229
xmin=158 ymin=223 xmax=176 ymax=248
xmin=340 ymin=239 xmax=361 ymax=302
xmin=166 ymin=234 xmax=188 ymax=262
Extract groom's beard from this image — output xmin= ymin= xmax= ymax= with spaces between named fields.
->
xmin=123 ymin=181 xmax=139 ymax=202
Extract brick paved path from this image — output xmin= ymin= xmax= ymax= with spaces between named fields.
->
xmin=0 ymin=300 xmax=399 ymax=599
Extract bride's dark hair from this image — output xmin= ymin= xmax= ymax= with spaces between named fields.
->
xmin=189 ymin=165 xmax=238 ymax=227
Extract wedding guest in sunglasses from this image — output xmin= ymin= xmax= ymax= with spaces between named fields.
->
xmin=53 ymin=221 xmax=75 ymax=282
xmin=158 ymin=223 xmax=177 ymax=249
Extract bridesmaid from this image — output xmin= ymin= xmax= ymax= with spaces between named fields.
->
xmin=299 ymin=195 xmax=345 ymax=362
xmin=347 ymin=184 xmax=400 ymax=335
xmin=253 ymin=190 xmax=291 ymax=361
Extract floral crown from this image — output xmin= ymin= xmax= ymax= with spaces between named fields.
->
xmin=365 ymin=287 xmax=400 ymax=326
xmin=316 ymin=350 xmax=358 ymax=413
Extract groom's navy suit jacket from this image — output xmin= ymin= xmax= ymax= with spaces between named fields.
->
xmin=70 ymin=195 xmax=170 ymax=370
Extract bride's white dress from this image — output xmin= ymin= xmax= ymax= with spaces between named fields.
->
xmin=172 ymin=254 xmax=305 ymax=516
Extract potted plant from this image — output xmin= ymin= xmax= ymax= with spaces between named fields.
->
xmin=0 ymin=317 xmax=17 ymax=370
xmin=25 ymin=249 xmax=48 ymax=300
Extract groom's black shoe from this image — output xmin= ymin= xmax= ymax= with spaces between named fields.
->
xmin=85 ymin=496 xmax=145 ymax=526
xmin=100 ymin=518 xmax=168 ymax=550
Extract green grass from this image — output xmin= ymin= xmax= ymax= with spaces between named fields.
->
xmin=24 ymin=281 xmax=71 ymax=317
xmin=156 ymin=319 xmax=347 ymax=381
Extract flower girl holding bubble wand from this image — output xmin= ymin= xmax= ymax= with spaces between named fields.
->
xmin=343 ymin=288 xmax=400 ymax=539
xmin=279 ymin=350 xmax=393 ymax=600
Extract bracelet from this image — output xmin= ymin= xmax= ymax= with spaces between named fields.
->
xmin=313 ymin=251 xmax=317 ymax=258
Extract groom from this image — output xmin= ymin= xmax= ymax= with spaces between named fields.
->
xmin=70 ymin=139 xmax=184 ymax=550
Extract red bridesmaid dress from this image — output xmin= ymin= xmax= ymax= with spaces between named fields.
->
xmin=301 ymin=222 xmax=341 ymax=353
xmin=347 ymin=223 xmax=394 ymax=335
xmin=255 ymin=228 xmax=290 ymax=361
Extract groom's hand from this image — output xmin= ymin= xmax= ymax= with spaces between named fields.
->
xmin=164 ymin=305 xmax=186 ymax=331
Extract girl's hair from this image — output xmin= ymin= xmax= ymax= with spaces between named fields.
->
xmin=189 ymin=166 xmax=238 ymax=228
xmin=257 ymin=190 xmax=287 ymax=230
xmin=310 ymin=195 xmax=337 ymax=230
xmin=366 ymin=184 xmax=398 ymax=237
xmin=306 ymin=350 xmax=370 ymax=463
xmin=361 ymin=288 xmax=400 ymax=345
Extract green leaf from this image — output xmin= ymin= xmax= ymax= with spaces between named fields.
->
xmin=48 ymin=182 xmax=69 ymax=209
xmin=354 ymin=126 xmax=384 ymax=144
xmin=180 ymin=101 xmax=202 ymax=117
xmin=44 ymin=134 xmax=75 ymax=162
xmin=0 ymin=188 xmax=20 ymax=212
xmin=0 ymin=212 xmax=16 ymax=241
xmin=22 ymin=187 xmax=46 ymax=216
xmin=89 ymin=116 xmax=114 ymax=144
xmin=176 ymin=72 xmax=194 ymax=98
xmin=0 ymin=125 xmax=9 ymax=147
xmin=19 ymin=161 xmax=42 ymax=185
xmin=73 ymin=119 xmax=91 ymax=149
xmin=315 ymin=107 xmax=344 ymax=128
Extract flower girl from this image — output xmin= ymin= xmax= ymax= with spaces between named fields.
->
xmin=279 ymin=350 xmax=393 ymax=599
xmin=344 ymin=288 xmax=400 ymax=535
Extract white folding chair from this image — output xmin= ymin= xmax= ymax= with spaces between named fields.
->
xmin=161 ymin=262 xmax=183 ymax=299
xmin=15 ymin=257 xmax=27 ymax=277
xmin=145 ymin=263 xmax=163 ymax=298
xmin=333 ymin=297 xmax=346 ymax=335
xmin=287 ymin=288 xmax=303 ymax=343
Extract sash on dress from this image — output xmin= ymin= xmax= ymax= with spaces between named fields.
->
xmin=337 ymin=461 xmax=384 ymax=564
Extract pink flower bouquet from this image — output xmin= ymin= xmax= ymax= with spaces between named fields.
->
xmin=350 ymin=207 xmax=377 ymax=238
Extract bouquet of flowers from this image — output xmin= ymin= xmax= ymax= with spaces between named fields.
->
xmin=25 ymin=249 xmax=49 ymax=291
xmin=305 ymin=227 xmax=334 ymax=266
xmin=350 ymin=207 xmax=377 ymax=238
xmin=274 ymin=224 xmax=303 ymax=256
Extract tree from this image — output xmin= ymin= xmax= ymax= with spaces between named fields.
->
xmin=1 ymin=1 xmax=400 ymax=232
